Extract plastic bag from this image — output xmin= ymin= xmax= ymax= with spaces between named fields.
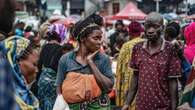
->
xmin=53 ymin=94 xmax=70 ymax=110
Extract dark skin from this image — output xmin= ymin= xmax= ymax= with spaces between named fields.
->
xmin=57 ymin=29 xmax=113 ymax=94
xmin=122 ymin=12 xmax=179 ymax=110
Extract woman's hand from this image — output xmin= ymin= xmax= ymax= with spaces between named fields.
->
xmin=87 ymin=50 xmax=99 ymax=62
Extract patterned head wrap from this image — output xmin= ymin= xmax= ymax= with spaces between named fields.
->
xmin=48 ymin=23 xmax=67 ymax=42
xmin=2 ymin=36 xmax=39 ymax=109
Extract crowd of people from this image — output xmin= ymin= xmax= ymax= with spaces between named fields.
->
xmin=2 ymin=0 xmax=195 ymax=110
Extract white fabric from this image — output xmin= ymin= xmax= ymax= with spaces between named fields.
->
xmin=53 ymin=95 xmax=70 ymax=110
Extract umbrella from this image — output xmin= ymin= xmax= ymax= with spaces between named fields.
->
xmin=109 ymin=2 xmax=146 ymax=20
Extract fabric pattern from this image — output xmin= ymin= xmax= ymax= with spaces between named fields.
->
xmin=115 ymin=37 xmax=143 ymax=110
xmin=38 ymin=67 xmax=57 ymax=110
xmin=48 ymin=24 xmax=67 ymax=42
xmin=0 ymin=51 xmax=15 ymax=110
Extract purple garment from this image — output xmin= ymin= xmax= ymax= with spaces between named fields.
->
xmin=48 ymin=24 xmax=67 ymax=42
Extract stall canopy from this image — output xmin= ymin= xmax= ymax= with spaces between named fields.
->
xmin=108 ymin=2 xmax=146 ymax=20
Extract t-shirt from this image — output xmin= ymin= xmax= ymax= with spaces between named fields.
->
xmin=55 ymin=50 xmax=114 ymax=87
xmin=130 ymin=40 xmax=181 ymax=110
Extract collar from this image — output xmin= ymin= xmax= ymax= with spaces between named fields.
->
xmin=142 ymin=38 xmax=166 ymax=51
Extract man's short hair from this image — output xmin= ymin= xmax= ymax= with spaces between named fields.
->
xmin=145 ymin=12 xmax=164 ymax=25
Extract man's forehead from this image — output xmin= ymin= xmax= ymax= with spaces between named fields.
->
xmin=145 ymin=20 xmax=161 ymax=25
xmin=145 ymin=12 xmax=163 ymax=24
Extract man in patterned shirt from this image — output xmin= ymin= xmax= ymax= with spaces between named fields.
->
xmin=122 ymin=12 xmax=181 ymax=110
xmin=0 ymin=0 xmax=16 ymax=109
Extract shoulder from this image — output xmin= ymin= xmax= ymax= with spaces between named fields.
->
xmin=59 ymin=51 xmax=75 ymax=65
xmin=96 ymin=52 xmax=110 ymax=61
xmin=60 ymin=51 xmax=74 ymax=60
xmin=123 ymin=38 xmax=144 ymax=48
xmin=133 ymin=41 xmax=145 ymax=50
xmin=164 ymin=41 xmax=175 ymax=51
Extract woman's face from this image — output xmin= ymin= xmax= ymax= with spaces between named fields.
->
xmin=19 ymin=50 xmax=39 ymax=84
xmin=84 ymin=29 xmax=103 ymax=53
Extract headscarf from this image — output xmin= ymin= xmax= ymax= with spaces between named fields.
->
xmin=128 ymin=21 xmax=144 ymax=37
xmin=184 ymin=22 xmax=195 ymax=64
xmin=2 ymin=36 xmax=39 ymax=110
xmin=48 ymin=23 xmax=67 ymax=42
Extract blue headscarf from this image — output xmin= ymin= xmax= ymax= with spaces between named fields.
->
xmin=2 ymin=36 xmax=39 ymax=110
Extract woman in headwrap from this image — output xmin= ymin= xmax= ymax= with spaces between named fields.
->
xmin=184 ymin=22 xmax=195 ymax=64
xmin=55 ymin=18 xmax=114 ymax=110
xmin=2 ymin=36 xmax=39 ymax=110
xmin=37 ymin=23 xmax=69 ymax=110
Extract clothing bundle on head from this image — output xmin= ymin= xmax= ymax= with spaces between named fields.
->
xmin=128 ymin=21 xmax=144 ymax=37
xmin=47 ymin=23 xmax=67 ymax=43
xmin=1 ymin=36 xmax=39 ymax=110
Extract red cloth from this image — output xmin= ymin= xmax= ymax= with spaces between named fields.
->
xmin=130 ymin=41 xmax=181 ymax=110
xmin=184 ymin=22 xmax=195 ymax=64
xmin=128 ymin=21 xmax=144 ymax=37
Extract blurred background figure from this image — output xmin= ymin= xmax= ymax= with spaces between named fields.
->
xmin=37 ymin=23 xmax=70 ymax=110
xmin=0 ymin=0 xmax=16 ymax=109
xmin=13 ymin=21 xmax=25 ymax=37
xmin=179 ymin=22 xmax=195 ymax=110
xmin=109 ymin=20 xmax=128 ymax=56
xmin=115 ymin=21 xmax=144 ymax=110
